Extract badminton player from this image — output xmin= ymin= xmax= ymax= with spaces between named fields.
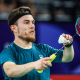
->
xmin=0 ymin=6 xmax=74 ymax=80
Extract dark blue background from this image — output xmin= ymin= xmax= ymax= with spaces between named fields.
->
xmin=0 ymin=21 xmax=80 ymax=79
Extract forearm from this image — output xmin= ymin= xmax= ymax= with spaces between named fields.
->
xmin=3 ymin=58 xmax=52 ymax=78
xmin=7 ymin=62 xmax=35 ymax=78
xmin=62 ymin=45 xmax=74 ymax=62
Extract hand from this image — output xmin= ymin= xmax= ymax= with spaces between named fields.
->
xmin=34 ymin=57 xmax=52 ymax=70
xmin=62 ymin=33 xmax=73 ymax=46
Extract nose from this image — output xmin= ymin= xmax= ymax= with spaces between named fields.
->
xmin=30 ymin=23 xmax=35 ymax=29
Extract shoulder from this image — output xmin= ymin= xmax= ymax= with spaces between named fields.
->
xmin=0 ymin=42 xmax=17 ymax=65
xmin=33 ymin=43 xmax=48 ymax=48
xmin=33 ymin=43 xmax=54 ymax=50
xmin=0 ymin=42 xmax=15 ymax=55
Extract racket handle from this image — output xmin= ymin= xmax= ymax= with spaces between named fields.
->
xmin=37 ymin=54 xmax=56 ymax=73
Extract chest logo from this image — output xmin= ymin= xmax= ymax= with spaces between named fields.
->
xmin=39 ymin=55 xmax=43 ymax=59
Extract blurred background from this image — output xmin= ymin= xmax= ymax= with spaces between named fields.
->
xmin=0 ymin=0 xmax=80 ymax=80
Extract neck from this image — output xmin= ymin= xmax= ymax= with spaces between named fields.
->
xmin=14 ymin=38 xmax=32 ymax=49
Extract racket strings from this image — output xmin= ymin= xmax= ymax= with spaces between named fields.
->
xmin=55 ymin=17 xmax=80 ymax=55
xmin=76 ymin=19 xmax=80 ymax=35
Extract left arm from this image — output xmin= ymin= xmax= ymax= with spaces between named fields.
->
xmin=62 ymin=45 xmax=74 ymax=62
xmin=61 ymin=33 xmax=74 ymax=62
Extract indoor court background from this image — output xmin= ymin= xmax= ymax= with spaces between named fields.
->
xmin=0 ymin=0 xmax=80 ymax=80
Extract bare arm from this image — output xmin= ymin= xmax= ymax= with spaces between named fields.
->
xmin=62 ymin=45 xmax=74 ymax=62
xmin=3 ymin=61 xmax=35 ymax=78
xmin=3 ymin=57 xmax=52 ymax=78
xmin=61 ymin=33 xmax=74 ymax=62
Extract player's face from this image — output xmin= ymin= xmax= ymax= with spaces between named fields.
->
xmin=16 ymin=15 xmax=36 ymax=42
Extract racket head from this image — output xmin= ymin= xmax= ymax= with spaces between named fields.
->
xmin=75 ymin=17 xmax=80 ymax=36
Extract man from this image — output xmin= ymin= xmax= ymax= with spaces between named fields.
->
xmin=0 ymin=6 xmax=74 ymax=80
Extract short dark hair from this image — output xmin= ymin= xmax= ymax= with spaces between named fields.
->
xmin=8 ymin=6 xmax=32 ymax=27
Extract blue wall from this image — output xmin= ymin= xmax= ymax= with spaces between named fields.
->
xmin=36 ymin=22 xmax=80 ymax=74
xmin=0 ymin=21 xmax=80 ymax=79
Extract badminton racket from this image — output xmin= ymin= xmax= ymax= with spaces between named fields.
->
xmin=37 ymin=17 xmax=80 ymax=73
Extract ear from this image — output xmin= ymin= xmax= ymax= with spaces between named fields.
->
xmin=10 ymin=25 xmax=17 ymax=33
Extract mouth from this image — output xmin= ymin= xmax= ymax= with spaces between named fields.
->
xmin=30 ymin=31 xmax=35 ymax=34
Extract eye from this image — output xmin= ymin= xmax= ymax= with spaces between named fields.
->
xmin=32 ymin=21 xmax=35 ymax=24
xmin=25 ymin=22 xmax=29 ymax=24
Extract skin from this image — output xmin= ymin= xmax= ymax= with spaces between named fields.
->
xmin=2 ymin=15 xmax=74 ymax=78
xmin=62 ymin=33 xmax=74 ymax=62
xmin=11 ymin=15 xmax=36 ymax=49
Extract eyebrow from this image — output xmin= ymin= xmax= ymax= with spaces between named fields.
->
xmin=24 ymin=20 xmax=35 ymax=22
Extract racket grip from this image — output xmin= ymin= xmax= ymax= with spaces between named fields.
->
xmin=37 ymin=54 xmax=56 ymax=73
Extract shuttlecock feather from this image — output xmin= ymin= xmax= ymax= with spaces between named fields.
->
xmin=58 ymin=35 xmax=67 ymax=43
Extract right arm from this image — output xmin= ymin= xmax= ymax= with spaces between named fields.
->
xmin=3 ymin=57 xmax=52 ymax=78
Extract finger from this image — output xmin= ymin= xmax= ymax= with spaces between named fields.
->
xmin=43 ymin=61 xmax=48 ymax=64
xmin=41 ymin=67 xmax=45 ymax=70
xmin=63 ymin=43 xmax=66 ymax=45
xmin=68 ymin=35 xmax=72 ymax=40
xmin=47 ymin=62 xmax=52 ymax=67
xmin=44 ymin=61 xmax=52 ymax=67
xmin=65 ymin=34 xmax=69 ymax=40
xmin=43 ymin=57 xmax=52 ymax=61
xmin=69 ymin=36 xmax=73 ymax=43
xmin=43 ymin=64 xmax=48 ymax=69
xmin=62 ymin=33 xmax=66 ymax=37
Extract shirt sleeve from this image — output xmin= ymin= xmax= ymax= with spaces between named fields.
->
xmin=43 ymin=44 xmax=63 ymax=63
xmin=0 ymin=48 xmax=16 ymax=65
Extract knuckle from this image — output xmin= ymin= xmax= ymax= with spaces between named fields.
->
xmin=43 ymin=68 xmax=45 ymax=70
xmin=48 ymin=63 xmax=52 ymax=66
xmin=45 ymin=61 xmax=47 ymax=64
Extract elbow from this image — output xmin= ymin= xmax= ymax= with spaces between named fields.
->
xmin=7 ymin=74 xmax=12 ymax=78
xmin=6 ymin=71 xmax=14 ymax=78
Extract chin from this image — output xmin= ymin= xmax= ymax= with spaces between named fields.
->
xmin=29 ymin=37 xmax=36 ymax=42
xmin=19 ymin=35 xmax=36 ymax=42
xmin=25 ymin=36 xmax=36 ymax=42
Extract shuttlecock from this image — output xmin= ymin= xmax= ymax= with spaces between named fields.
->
xmin=58 ymin=35 xmax=70 ymax=44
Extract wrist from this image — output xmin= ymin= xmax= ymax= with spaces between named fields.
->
xmin=33 ymin=61 xmax=37 ymax=70
xmin=65 ymin=42 xmax=73 ymax=47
